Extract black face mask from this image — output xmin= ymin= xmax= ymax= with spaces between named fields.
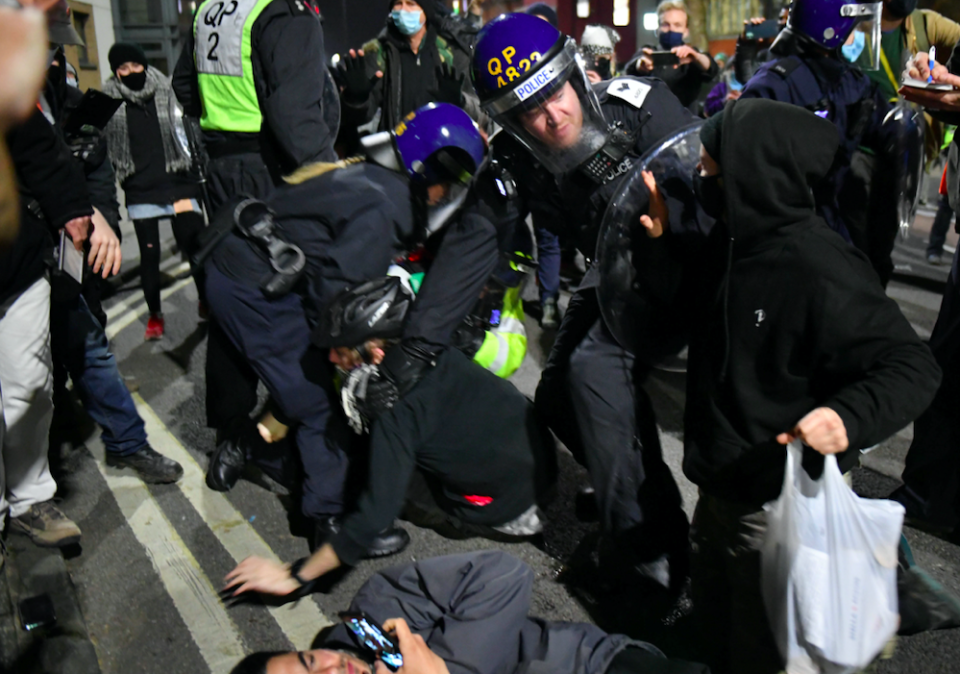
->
xmin=120 ymin=70 xmax=147 ymax=91
xmin=885 ymin=0 xmax=917 ymax=20
xmin=693 ymin=172 xmax=724 ymax=219
xmin=595 ymin=57 xmax=612 ymax=80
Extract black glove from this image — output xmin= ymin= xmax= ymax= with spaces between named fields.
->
xmin=451 ymin=320 xmax=487 ymax=359
xmin=339 ymin=52 xmax=379 ymax=104
xmin=66 ymin=127 xmax=107 ymax=168
xmin=431 ymin=62 xmax=465 ymax=107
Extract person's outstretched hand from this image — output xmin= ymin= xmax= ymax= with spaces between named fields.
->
xmin=375 ymin=618 xmax=450 ymax=674
xmin=776 ymin=407 xmax=849 ymax=455
xmin=639 ymin=170 xmax=668 ymax=238
xmin=223 ymin=556 xmax=300 ymax=597
xmin=340 ymin=49 xmax=383 ymax=103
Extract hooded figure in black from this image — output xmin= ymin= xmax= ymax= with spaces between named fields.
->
xmin=673 ymin=98 xmax=940 ymax=674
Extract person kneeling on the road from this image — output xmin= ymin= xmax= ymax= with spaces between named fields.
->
xmin=228 ymin=550 xmax=709 ymax=674
xmin=223 ymin=276 xmax=557 ymax=596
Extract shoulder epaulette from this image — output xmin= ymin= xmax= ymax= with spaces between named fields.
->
xmin=770 ymin=56 xmax=803 ymax=80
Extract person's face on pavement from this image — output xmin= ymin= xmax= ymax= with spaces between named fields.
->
xmin=266 ymin=649 xmax=372 ymax=674
xmin=518 ymin=81 xmax=584 ymax=150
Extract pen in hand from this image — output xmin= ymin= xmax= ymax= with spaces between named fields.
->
xmin=928 ymin=46 xmax=936 ymax=83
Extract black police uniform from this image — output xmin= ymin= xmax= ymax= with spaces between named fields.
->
xmin=496 ymin=76 xmax=695 ymax=567
xmin=740 ymin=43 xmax=897 ymax=283
xmin=206 ymin=161 xmax=510 ymax=519
xmin=172 ymin=0 xmax=341 ymax=445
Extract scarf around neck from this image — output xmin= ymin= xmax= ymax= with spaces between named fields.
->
xmin=103 ymin=67 xmax=191 ymax=185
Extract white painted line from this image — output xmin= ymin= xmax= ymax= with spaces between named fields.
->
xmin=133 ymin=393 xmax=332 ymax=648
xmin=106 ymin=261 xmax=192 ymax=321
xmin=106 ymin=276 xmax=193 ymax=340
xmin=87 ymin=437 xmax=247 ymax=674
xmin=945 ymin=245 xmax=956 ymax=254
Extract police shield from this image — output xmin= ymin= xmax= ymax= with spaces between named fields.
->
xmin=884 ymin=99 xmax=925 ymax=240
xmin=595 ymin=122 xmax=705 ymax=359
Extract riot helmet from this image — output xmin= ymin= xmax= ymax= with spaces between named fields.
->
xmin=471 ymin=12 xmax=609 ymax=175
xmin=360 ymin=102 xmax=486 ymax=234
xmin=778 ymin=0 xmax=882 ymax=70
xmin=315 ymin=276 xmax=414 ymax=350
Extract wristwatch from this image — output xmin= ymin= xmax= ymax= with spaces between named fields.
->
xmin=289 ymin=557 xmax=315 ymax=593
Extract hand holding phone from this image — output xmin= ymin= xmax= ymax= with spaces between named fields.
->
xmin=378 ymin=618 xmax=450 ymax=674
xmin=743 ymin=18 xmax=780 ymax=40
xmin=650 ymin=51 xmax=681 ymax=68
xmin=340 ymin=612 xmax=404 ymax=671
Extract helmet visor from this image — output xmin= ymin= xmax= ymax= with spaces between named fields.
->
xmin=842 ymin=3 xmax=882 ymax=71
xmin=485 ymin=39 xmax=609 ymax=174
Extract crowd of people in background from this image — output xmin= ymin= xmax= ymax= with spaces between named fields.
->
xmin=2 ymin=0 xmax=960 ymax=673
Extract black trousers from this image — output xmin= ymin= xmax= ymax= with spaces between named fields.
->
xmin=898 ymin=252 xmax=960 ymax=529
xmin=203 ymin=152 xmax=276 ymax=432
xmin=534 ymin=280 xmax=688 ymax=558
xmin=132 ymin=210 xmax=206 ymax=314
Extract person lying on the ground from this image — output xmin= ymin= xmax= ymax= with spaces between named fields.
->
xmin=228 ymin=550 xmax=710 ymax=674
xmin=223 ymin=277 xmax=557 ymax=597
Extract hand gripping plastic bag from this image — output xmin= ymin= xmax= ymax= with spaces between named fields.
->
xmin=761 ymin=442 xmax=904 ymax=674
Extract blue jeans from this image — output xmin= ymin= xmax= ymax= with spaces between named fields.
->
xmin=928 ymin=194 xmax=956 ymax=257
xmin=51 ymin=294 xmax=147 ymax=456
xmin=534 ymin=226 xmax=560 ymax=303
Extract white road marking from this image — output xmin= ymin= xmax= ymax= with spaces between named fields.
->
xmin=87 ymin=437 xmax=247 ymax=674
xmin=132 ymin=394 xmax=333 ymax=648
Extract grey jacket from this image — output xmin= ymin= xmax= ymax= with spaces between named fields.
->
xmin=321 ymin=550 xmax=659 ymax=674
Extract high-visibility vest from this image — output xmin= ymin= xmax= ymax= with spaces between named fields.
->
xmin=194 ymin=0 xmax=273 ymax=132
xmin=473 ymin=284 xmax=527 ymax=379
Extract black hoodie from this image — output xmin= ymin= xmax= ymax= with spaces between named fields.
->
xmin=682 ymin=99 xmax=941 ymax=507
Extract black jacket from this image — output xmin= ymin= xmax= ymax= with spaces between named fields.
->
xmin=682 ymin=99 xmax=941 ymax=507
xmin=344 ymin=19 xmax=485 ymax=133
xmin=211 ymin=162 xmax=418 ymax=321
xmin=122 ymin=98 xmax=198 ymax=206
xmin=2 ymin=108 xmax=92 ymax=305
xmin=626 ymin=47 xmax=719 ymax=109
xmin=172 ymin=0 xmax=339 ymax=174
xmin=332 ymin=349 xmax=554 ymax=566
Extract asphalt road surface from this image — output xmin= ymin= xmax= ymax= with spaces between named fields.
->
xmin=49 ymin=212 xmax=960 ymax=674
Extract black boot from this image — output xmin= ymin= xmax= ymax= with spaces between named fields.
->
xmin=206 ymin=423 xmax=254 ymax=491
xmin=107 ymin=445 xmax=184 ymax=484
xmin=311 ymin=516 xmax=410 ymax=558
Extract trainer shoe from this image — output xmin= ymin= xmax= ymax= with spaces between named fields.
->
xmin=928 ymin=253 xmax=944 ymax=266
xmin=107 ymin=445 xmax=184 ymax=484
xmin=145 ymin=313 xmax=165 ymax=340
xmin=10 ymin=501 xmax=81 ymax=547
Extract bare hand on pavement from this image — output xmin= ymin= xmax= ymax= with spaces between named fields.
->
xmin=223 ymin=556 xmax=300 ymax=597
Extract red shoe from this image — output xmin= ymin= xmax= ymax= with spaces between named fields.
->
xmin=145 ymin=314 xmax=165 ymax=340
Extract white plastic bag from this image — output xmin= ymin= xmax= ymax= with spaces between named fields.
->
xmin=761 ymin=441 xmax=904 ymax=674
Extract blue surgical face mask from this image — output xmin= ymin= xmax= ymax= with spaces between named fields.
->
xmin=659 ymin=31 xmax=685 ymax=50
xmin=391 ymin=9 xmax=424 ymax=36
xmin=841 ymin=30 xmax=866 ymax=63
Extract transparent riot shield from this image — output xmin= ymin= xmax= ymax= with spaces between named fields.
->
xmin=884 ymin=100 xmax=925 ymax=240
xmin=595 ymin=121 xmax=706 ymax=360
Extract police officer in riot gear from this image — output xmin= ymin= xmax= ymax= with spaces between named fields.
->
xmin=202 ymin=103 xmax=485 ymax=553
xmin=739 ymin=0 xmax=900 ymax=283
xmin=172 ymin=0 xmax=341 ymax=486
xmin=472 ymin=13 xmax=695 ymax=589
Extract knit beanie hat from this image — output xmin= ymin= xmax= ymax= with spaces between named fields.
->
xmin=700 ymin=108 xmax=723 ymax=163
xmin=387 ymin=0 xmax=436 ymax=25
xmin=526 ymin=3 xmax=559 ymax=28
xmin=108 ymin=43 xmax=147 ymax=74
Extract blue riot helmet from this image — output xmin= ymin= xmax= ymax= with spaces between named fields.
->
xmin=471 ymin=12 xmax=609 ymax=175
xmin=360 ymin=102 xmax=486 ymax=234
xmin=776 ymin=0 xmax=882 ymax=70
